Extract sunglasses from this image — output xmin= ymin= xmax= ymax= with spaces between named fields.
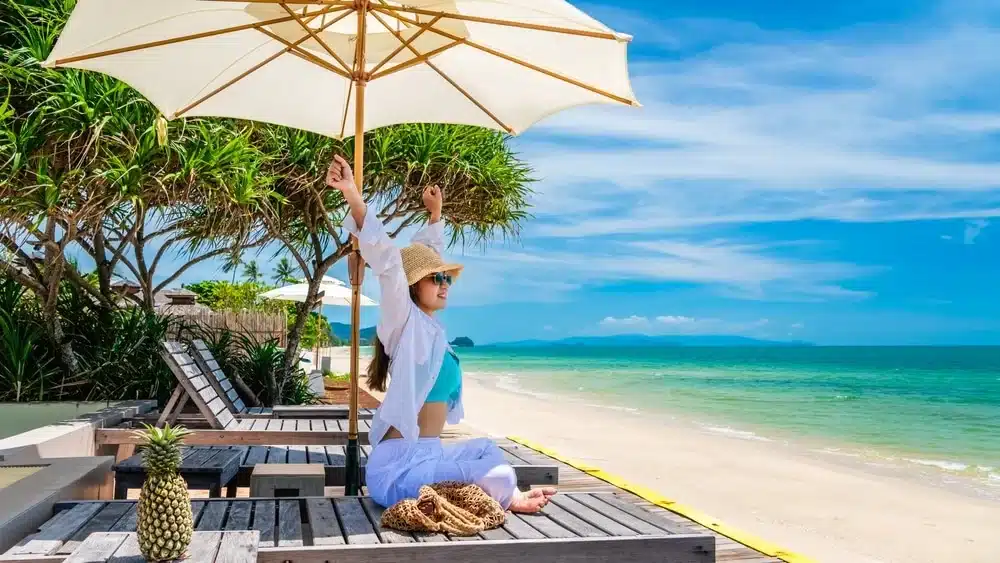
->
xmin=427 ymin=272 xmax=454 ymax=286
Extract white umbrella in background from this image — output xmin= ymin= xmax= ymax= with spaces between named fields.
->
xmin=261 ymin=275 xmax=377 ymax=307
xmin=261 ymin=276 xmax=377 ymax=371
xmin=47 ymin=0 xmax=638 ymax=495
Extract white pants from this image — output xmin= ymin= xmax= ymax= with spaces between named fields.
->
xmin=366 ymin=437 xmax=518 ymax=509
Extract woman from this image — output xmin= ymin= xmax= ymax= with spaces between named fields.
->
xmin=327 ymin=154 xmax=556 ymax=513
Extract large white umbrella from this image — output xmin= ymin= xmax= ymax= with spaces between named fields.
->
xmin=261 ymin=275 xmax=377 ymax=307
xmin=47 ymin=0 xmax=638 ymax=495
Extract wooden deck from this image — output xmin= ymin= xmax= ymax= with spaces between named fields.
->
xmin=489 ymin=437 xmax=783 ymax=563
xmin=4 ymin=495 xmax=714 ymax=562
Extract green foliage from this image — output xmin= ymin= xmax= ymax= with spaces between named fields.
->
xmin=0 ymin=277 xmax=179 ymax=402
xmin=228 ymin=334 xmax=318 ymax=407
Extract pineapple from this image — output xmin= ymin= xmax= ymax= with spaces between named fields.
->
xmin=134 ymin=424 xmax=194 ymax=562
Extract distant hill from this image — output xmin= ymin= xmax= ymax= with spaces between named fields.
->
xmin=330 ymin=323 xmax=376 ymax=344
xmin=488 ymin=334 xmax=812 ymax=348
xmin=450 ymin=336 xmax=475 ymax=348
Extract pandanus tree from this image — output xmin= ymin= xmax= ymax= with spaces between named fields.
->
xmin=1 ymin=0 xmax=535 ymax=384
xmin=246 ymin=123 xmax=534 ymax=375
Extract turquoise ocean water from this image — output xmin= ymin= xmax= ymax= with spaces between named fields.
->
xmin=458 ymin=346 xmax=1000 ymax=494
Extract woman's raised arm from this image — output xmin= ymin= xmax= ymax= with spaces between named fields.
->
xmin=328 ymin=155 xmax=411 ymax=348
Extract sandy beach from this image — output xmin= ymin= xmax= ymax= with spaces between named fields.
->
xmin=325 ymin=348 xmax=1000 ymax=563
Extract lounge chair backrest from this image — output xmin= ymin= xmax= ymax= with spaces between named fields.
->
xmin=160 ymin=341 xmax=238 ymax=430
xmin=190 ymin=339 xmax=248 ymax=415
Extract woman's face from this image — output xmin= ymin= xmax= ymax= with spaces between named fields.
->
xmin=413 ymin=271 xmax=452 ymax=313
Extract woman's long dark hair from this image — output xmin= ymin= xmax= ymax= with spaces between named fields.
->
xmin=366 ymin=285 xmax=419 ymax=392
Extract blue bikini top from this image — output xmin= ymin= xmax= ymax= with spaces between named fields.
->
xmin=425 ymin=350 xmax=462 ymax=406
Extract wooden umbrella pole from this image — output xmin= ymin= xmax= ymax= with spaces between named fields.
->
xmin=344 ymin=0 xmax=368 ymax=497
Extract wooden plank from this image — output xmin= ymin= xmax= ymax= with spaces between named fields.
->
xmin=499 ymin=513 xmax=547 ymax=540
xmin=266 ymin=420 xmax=282 ymax=431
xmin=252 ymin=501 xmax=276 ymax=547
xmin=189 ymin=375 xmax=211 ymax=392
xmin=225 ymin=502 xmax=253 ymax=531
xmin=197 ymin=501 xmax=229 ymax=530
xmin=478 ymin=526 xmax=514 ymax=541
xmin=8 ymin=503 xmax=106 ymax=555
xmin=572 ymin=494 xmax=669 ymax=536
xmin=109 ymin=506 xmax=138 ymax=532
xmin=276 ymin=500 xmax=302 ymax=547
xmin=234 ymin=419 xmax=256 ymax=431
xmin=359 ymin=498 xmax=414 ymax=544
xmin=58 ymin=503 xmax=132 ymax=554
xmin=244 ymin=446 xmax=268 ymax=466
xmin=266 ymin=447 xmax=287 ymax=463
xmin=515 ymin=512 xmax=576 ymax=539
xmin=286 ymin=445 xmax=308 ymax=464
xmin=186 ymin=532 xmax=222 ymax=563
xmin=251 ymin=418 xmax=269 ymax=431
xmin=591 ymin=493 xmax=696 ymax=535
xmin=191 ymin=501 xmax=207 ymax=524
xmin=333 ymin=498 xmax=379 ymax=545
xmin=207 ymin=397 xmax=228 ymax=416
xmin=215 ymin=531 xmax=259 ymax=563
xmin=256 ymin=535 xmax=716 ymax=563
xmin=304 ymin=499 xmax=345 ymax=546
xmin=325 ymin=446 xmax=345 ymax=466
xmin=306 ymin=446 xmax=327 ymax=465
xmin=548 ymin=496 xmax=637 ymax=537
xmin=106 ymin=533 xmax=143 ymax=563
xmin=61 ymin=532 xmax=127 ymax=563
xmin=217 ymin=408 xmax=237 ymax=430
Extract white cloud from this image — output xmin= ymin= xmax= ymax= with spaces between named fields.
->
xmin=600 ymin=315 xmax=649 ymax=327
xmin=964 ymin=219 xmax=990 ymax=244
xmin=599 ymin=314 xmax=772 ymax=336
xmin=515 ymin=13 xmax=1000 ymax=236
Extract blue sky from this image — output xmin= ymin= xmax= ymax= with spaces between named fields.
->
xmin=169 ymin=0 xmax=1000 ymax=346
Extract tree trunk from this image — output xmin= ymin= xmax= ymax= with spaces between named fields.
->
xmin=44 ymin=298 xmax=79 ymax=379
xmin=282 ymin=274 xmax=325 ymax=380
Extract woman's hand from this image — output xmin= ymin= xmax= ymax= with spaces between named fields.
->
xmin=423 ymin=185 xmax=443 ymax=223
xmin=327 ymin=154 xmax=367 ymax=226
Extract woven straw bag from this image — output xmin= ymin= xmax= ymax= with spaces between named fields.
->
xmin=381 ymin=482 xmax=506 ymax=536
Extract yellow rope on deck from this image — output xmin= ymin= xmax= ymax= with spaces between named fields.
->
xmin=508 ymin=435 xmax=817 ymax=563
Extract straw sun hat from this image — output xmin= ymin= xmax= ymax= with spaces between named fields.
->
xmin=401 ymin=243 xmax=464 ymax=287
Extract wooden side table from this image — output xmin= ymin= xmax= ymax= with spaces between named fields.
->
xmin=250 ymin=463 xmax=325 ymax=497
xmin=113 ymin=448 xmax=241 ymax=499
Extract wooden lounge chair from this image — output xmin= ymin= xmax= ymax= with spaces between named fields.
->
xmin=4 ymin=495 xmax=716 ymax=562
xmin=114 ymin=343 xmax=368 ymax=448
xmin=186 ymin=339 xmax=375 ymax=420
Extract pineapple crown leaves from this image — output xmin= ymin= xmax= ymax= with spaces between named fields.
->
xmin=132 ymin=423 xmax=192 ymax=474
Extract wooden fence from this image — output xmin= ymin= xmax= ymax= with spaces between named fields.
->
xmin=171 ymin=311 xmax=288 ymax=346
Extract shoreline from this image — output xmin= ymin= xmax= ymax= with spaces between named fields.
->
xmin=468 ymin=370 xmax=1000 ymax=503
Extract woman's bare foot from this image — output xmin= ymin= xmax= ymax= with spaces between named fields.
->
xmin=508 ymin=488 xmax=558 ymax=513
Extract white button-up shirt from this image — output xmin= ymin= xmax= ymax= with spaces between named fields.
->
xmin=344 ymin=208 xmax=464 ymax=446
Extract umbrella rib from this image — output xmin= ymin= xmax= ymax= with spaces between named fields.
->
xmin=370 ymin=3 xmax=626 ymax=42
xmin=175 ymin=7 xmax=350 ymax=118
xmin=369 ymin=39 xmax=463 ymax=81
xmin=339 ymin=78 xmax=354 ymax=139
xmin=368 ymin=14 xmax=443 ymax=75
xmin=51 ymin=9 xmax=347 ymax=66
xmin=369 ymin=9 xmax=513 ymax=133
xmin=279 ymin=2 xmax=353 ymax=74
xmin=373 ymin=5 xmax=636 ymax=107
xmin=256 ymin=27 xmax=351 ymax=79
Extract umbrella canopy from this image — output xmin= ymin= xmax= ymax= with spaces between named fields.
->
xmin=47 ymin=0 xmax=638 ymax=496
xmin=43 ymin=0 xmax=638 ymax=137
xmin=261 ymin=276 xmax=377 ymax=307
